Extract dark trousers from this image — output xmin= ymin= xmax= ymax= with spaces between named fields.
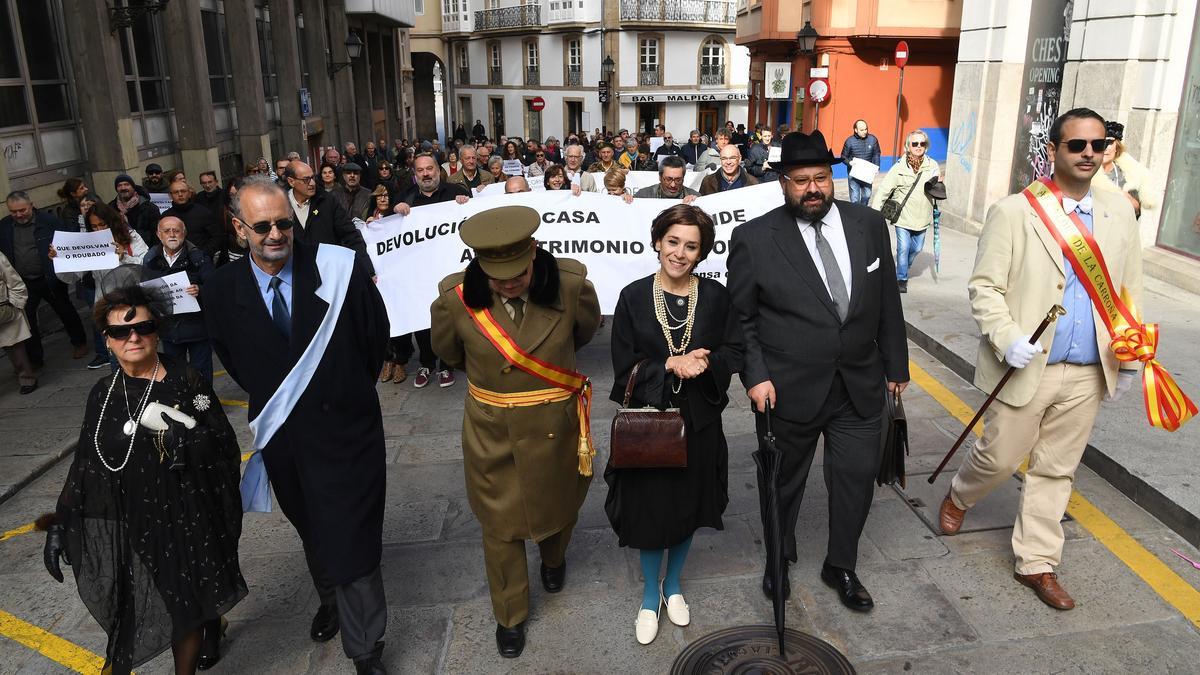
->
xmin=392 ymin=329 xmax=437 ymax=370
xmin=23 ymin=276 xmax=86 ymax=365
xmin=161 ymin=338 xmax=213 ymax=384
xmin=483 ymin=522 xmax=576 ymax=628
xmin=757 ymin=374 xmax=882 ymax=571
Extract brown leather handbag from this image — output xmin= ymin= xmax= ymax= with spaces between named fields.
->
xmin=608 ymin=360 xmax=688 ymax=469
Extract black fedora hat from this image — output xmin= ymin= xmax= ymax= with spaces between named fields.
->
xmin=774 ymin=130 xmax=842 ymax=170
xmin=924 ymin=176 xmax=947 ymax=200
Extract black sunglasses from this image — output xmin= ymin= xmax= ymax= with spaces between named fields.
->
xmin=1061 ymin=138 xmax=1110 ymax=153
xmin=243 ymin=218 xmax=296 ymax=235
xmin=910 ymin=141 xmax=928 ymax=147
xmin=105 ymin=320 xmax=158 ymax=340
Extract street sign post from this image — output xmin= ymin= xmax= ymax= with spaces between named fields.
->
xmin=808 ymin=78 xmax=830 ymax=131
xmin=598 ymin=81 xmax=609 ymax=104
xmin=892 ymin=40 xmax=910 ymax=159
xmin=530 ymin=96 xmax=546 ymax=112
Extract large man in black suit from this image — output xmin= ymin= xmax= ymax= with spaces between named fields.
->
xmin=727 ymin=130 xmax=909 ymax=612
xmin=203 ymin=177 xmax=390 ymax=675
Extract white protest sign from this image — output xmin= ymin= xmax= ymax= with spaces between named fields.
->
xmin=767 ymin=146 xmax=782 ymax=163
xmin=502 ymin=159 xmax=524 ymax=176
xmin=51 ymin=230 xmax=119 ymax=273
xmin=361 ymin=182 xmax=784 ymax=336
xmin=848 ymin=158 xmax=879 ymax=184
xmin=139 ymin=271 xmax=201 ymax=314
xmin=649 ymin=137 xmax=665 ymax=154
xmin=150 ymin=192 xmax=172 ymax=214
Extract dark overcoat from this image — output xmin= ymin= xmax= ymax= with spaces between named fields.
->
xmin=203 ymin=239 xmax=389 ymax=584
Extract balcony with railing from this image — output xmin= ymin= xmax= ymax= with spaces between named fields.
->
xmin=458 ymin=67 xmax=470 ymax=85
xmin=566 ymin=65 xmax=582 ymax=86
xmin=548 ymin=0 xmax=587 ymax=23
xmin=699 ymin=64 xmax=724 ymax=85
xmin=639 ymin=67 xmax=660 ymax=86
xmin=489 ymin=67 xmax=503 ymax=85
xmin=442 ymin=9 xmax=471 ymax=32
xmin=526 ymin=67 xmax=540 ymax=86
xmin=620 ymin=0 xmax=736 ymax=24
xmin=475 ymin=4 xmax=541 ymax=31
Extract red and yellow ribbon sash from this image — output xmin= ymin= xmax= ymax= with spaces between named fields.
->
xmin=456 ymin=284 xmax=595 ymax=475
xmin=1023 ymin=178 xmax=1195 ymax=430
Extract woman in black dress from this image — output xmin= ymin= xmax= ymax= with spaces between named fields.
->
xmin=42 ymin=285 xmax=247 ymax=674
xmin=606 ymin=204 xmax=744 ymax=645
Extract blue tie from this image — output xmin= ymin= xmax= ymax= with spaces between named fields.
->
xmin=269 ymin=276 xmax=290 ymax=340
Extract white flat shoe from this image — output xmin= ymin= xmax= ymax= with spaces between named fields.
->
xmin=661 ymin=581 xmax=690 ymax=626
xmin=635 ymin=601 xmax=661 ymax=645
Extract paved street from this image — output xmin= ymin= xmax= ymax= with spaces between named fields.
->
xmin=2 ymin=317 xmax=1200 ymax=673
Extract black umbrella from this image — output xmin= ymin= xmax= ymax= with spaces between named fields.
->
xmin=752 ymin=398 xmax=787 ymax=658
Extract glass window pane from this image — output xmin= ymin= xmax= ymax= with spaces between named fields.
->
xmin=209 ymin=77 xmax=228 ymax=104
xmin=41 ymin=127 xmax=81 ymax=165
xmin=201 ymin=11 xmax=227 ymax=77
xmin=0 ymin=86 xmax=30 ymax=128
xmin=141 ymin=80 xmax=166 ymax=110
xmin=32 ymin=83 xmax=71 ymax=123
xmin=119 ymin=29 xmax=134 ymax=76
xmin=132 ymin=14 xmax=161 ymax=77
xmin=18 ymin=1 xmax=64 ymax=81
xmin=126 ymin=81 xmax=140 ymax=112
xmin=0 ymin=3 xmax=21 ymax=78
xmin=1 ymin=133 xmax=38 ymax=173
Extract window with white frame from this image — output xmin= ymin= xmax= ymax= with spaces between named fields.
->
xmin=0 ymin=0 xmax=83 ymax=176
xmin=526 ymin=42 xmax=538 ymax=69
xmin=700 ymin=37 xmax=725 ymax=85
xmin=490 ymin=43 xmax=501 ymax=69
xmin=639 ymin=37 xmax=659 ymax=85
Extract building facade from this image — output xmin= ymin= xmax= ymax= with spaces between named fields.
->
xmin=943 ymin=0 xmax=1200 ymax=290
xmin=0 ymin=0 xmax=415 ymax=215
xmin=736 ymin=0 xmax=959 ymax=175
xmin=412 ymin=0 xmax=749 ymax=142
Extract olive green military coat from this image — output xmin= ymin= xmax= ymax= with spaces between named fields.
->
xmin=431 ymin=257 xmax=601 ymax=542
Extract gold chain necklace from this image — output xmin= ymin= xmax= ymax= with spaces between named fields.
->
xmin=653 ymin=272 xmax=698 ymax=356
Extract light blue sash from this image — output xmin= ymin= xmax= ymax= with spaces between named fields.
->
xmin=241 ymin=244 xmax=356 ymax=512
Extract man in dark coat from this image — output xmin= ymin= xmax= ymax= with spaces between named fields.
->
xmin=284 ymin=161 xmax=375 ymax=277
xmin=111 ymin=174 xmax=162 ymax=246
xmin=142 ymin=163 xmax=169 ymax=193
xmin=727 ymin=130 xmax=909 ymax=613
xmin=840 ymin=119 xmax=882 ymax=205
xmin=204 ymin=177 xmax=390 ymax=675
xmin=142 ymin=215 xmax=216 ymax=382
xmin=472 ymin=119 xmax=487 ymax=141
xmin=161 ymin=179 xmax=224 ymax=261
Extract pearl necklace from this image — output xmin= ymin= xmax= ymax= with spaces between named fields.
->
xmin=94 ymin=360 xmax=160 ymax=473
xmin=653 ymin=273 xmax=698 ymax=356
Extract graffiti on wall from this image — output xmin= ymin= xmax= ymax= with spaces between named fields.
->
xmin=1009 ymin=0 xmax=1074 ymax=194
xmin=949 ymin=110 xmax=977 ymax=173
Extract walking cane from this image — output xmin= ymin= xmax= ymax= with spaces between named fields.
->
xmin=927 ymin=304 xmax=1066 ymax=484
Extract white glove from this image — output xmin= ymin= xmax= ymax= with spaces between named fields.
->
xmin=139 ymin=402 xmax=197 ymax=432
xmin=1105 ymin=370 xmax=1138 ymax=403
xmin=1004 ymin=335 xmax=1044 ymax=369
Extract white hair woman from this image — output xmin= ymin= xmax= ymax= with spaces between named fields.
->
xmin=869 ymin=129 xmax=940 ymax=292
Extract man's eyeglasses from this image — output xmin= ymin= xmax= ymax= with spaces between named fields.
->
xmin=780 ymin=173 xmax=830 ymax=188
xmin=1060 ymin=138 xmax=1110 ymax=153
xmin=105 ymin=320 xmax=159 ymax=340
xmin=241 ymin=218 xmax=296 ymax=235
xmin=294 ymin=175 xmax=316 ymax=183
xmin=910 ymin=141 xmax=928 ymax=148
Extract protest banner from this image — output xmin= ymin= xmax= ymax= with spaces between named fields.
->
xmin=139 ymin=271 xmax=201 ymax=314
xmin=51 ymin=230 xmax=119 ymax=274
xmin=361 ymin=181 xmax=784 ymax=336
xmin=502 ymin=159 xmax=524 ymax=176
xmin=150 ymin=192 xmax=171 ymax=214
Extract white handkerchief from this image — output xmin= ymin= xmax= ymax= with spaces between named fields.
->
xmin=866 ymin=257 xmax=880 ymax=273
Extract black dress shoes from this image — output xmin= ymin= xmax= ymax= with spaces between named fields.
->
xmin=354 ymin=657 xmax=387 ymax=675
xmin=761 ymin=563 xmax=791 ymax=601
xmin=495 ymin=622 xmax=526 ymax=658
xmin=540 ymin=561 xmax=566 ymax=593
xmin=310 ymin=604 xmax=340 ymax=642
xmin=821 ymin=562 xmax=874 ymax=612
xmin=196 ymin=617 xmax=226 ymax=670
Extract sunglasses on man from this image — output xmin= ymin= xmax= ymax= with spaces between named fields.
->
xmin=105 ymin=320 xmax=159 ymax=340
xmin=1059 ymin=138 xmax=1110 ymax=153
xmin=241 ymin=218 xmax=296 ymax=235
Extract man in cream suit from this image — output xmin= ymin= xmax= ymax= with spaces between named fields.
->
xmin=938 ymin=109 xmax=1143 ymax=610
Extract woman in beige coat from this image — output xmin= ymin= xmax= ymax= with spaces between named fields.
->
xmin=870 ymin=130 xmax=940 ymax=292
xmin=0 ymin=252 xmax=36 ymax=393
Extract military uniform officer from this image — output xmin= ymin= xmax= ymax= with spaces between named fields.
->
xmin=430 ymin=205 xmax=601 ymax=658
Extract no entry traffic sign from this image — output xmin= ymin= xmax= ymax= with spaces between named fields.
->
xmin=530 ymin=96 xmax=546 ymax=111
xmin=895 ymin=41 xmax=910 ymax=69
xmin=807 ymin=78 xmax=830 ymax=103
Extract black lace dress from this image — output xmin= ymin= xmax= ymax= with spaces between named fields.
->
xmin=55 ymin=355 xmax=247 ymax=673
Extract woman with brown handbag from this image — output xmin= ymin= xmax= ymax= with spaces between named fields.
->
xmin=606 ymin=204 xmax=744 ymax=645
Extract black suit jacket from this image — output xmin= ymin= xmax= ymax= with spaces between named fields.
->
xmin=203 ymin=239 xmax=389 ymax=584
xmin=727 ymin=201 xmax=908 ymax=423
xmin=290 ymin=190 xmax=375 ymax=276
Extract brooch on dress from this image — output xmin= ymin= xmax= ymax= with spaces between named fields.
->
xmin=193 ymin=394 xmax=211 ymax=412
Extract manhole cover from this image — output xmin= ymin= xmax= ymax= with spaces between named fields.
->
xmin=671 ymin=625 xmax=855 ymax=675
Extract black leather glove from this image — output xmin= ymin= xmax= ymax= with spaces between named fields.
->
xmin=164 ymin=416 xmax=188 ymax=472
xmin=44 ymin=524 xmax=69 ymax=583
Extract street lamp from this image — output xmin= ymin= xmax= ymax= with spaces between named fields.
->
xmin=328 ymin=33 xmax=365 ymax=77
xmin=601 ymin=56 xmax=615 ymax=133
xmin=601 ymin=56 xmax=615 ymax=78
xmin=796 ymin=21 xmax=819 ymax=55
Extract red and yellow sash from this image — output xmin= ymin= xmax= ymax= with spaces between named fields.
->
xmin=1023 ymin=178 xmax=1195 ymax=430
xmin=455 ymin=284 xmax=595 ymax=476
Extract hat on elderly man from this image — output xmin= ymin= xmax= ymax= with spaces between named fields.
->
xmin=772 ymin=130 xmax=843 ymax=170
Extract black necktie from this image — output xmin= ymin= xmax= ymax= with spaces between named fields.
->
xmin=269 ymin=276 xmax=291 ymax=340
xmin=812 ymin=220 xmax=849 ymax=322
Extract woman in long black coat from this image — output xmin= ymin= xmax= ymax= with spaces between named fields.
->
xmin=606 ymin=204 xmax=744 ymax=645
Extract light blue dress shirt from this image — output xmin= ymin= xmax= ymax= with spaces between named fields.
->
xmin=249 ymin=255 xmax=294 ymax=320
xmin=1046 ymin=201 xmax=1100 ymax=365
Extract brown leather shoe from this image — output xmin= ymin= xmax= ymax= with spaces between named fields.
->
xmin=379 ymin=362 xmax=395 ymax=382
xmin=392 ymin=364 xmax=407 ymax=383
xmin=1014 ymin=572 xmax=1075 ymax=610
xmin=938 ymin=492 xmax=967 ymax=535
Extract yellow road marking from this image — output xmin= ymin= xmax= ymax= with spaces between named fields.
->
xmin=0 ymin=523 xmax=35 ymax=543
xmin=221 ymin=399 xmax=248 ymax=408
xmin=0 ymin=608 xmax=107 ymax=673
xmin=911 ymin=360 xmax=1200 ymax=629
xmin=214 ymin=370 xmax=227 ymax=378
xmin=241 ymin=451 xmax=254 ymax=462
